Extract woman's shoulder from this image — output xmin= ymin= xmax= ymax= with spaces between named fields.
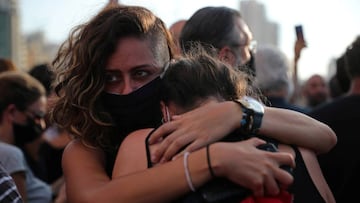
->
xmin=0 ymin=142 xmax=23 ymax=155
xmin=118 ymin=128 xmax=154 ymax=156
xmin=63 ymin=139 xmax=106 ymax=165
xmin=123 ymin=129 xmax=154 ymax=145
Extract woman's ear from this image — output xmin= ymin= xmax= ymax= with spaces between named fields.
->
xmin=218 ymin=46 xmax=236 ymax=65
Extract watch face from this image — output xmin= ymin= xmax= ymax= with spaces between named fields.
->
xmin=241 ymin=96 xmax=264 ymax=113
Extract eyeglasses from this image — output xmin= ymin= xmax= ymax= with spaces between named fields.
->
xmin=231 ymin=40 xmax=257 ymax=52
xmin=24 ymin=109 xmax=45 ymax=121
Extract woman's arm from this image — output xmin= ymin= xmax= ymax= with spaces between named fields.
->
xmin=260 ymin=106 xmax=337 ymax=154
xmin=11 ymin=172 xmax=27 ymax=202
xmin=149 ymin=101 xmax=336 ymax=163
xmin=64 ymin=138 xmax=294 ymax=203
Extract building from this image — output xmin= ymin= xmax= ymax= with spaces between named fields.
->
xmin=239 ymin=0 xmax=279 ymax=47
xmin=0 ymin=0 xmax=25 ymax=69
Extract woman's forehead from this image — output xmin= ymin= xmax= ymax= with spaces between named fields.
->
xmin=106 ymin=37 xmax=160 ymax=71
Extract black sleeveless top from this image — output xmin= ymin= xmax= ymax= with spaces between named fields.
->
xmin=145 ymin=128 xmax=326 ymax=203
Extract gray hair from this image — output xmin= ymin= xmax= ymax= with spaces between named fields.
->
xmin=254 ymin=45 xmax=294 ymax=98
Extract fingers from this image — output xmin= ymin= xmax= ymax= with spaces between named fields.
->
xmin=172 ymin=139 xmax=208 ymax=161
xmin=148 ymin=121 xmax=175 ymax=145
xmin=248 ymin=137 xmax=267 ymax=147
xmin=262 ymin=171 xmax=280 ymax=197
xmin=149 ymin=120 xmax=192 ymax=163
xmin=158 ymin=133 xmax=188 ymax=163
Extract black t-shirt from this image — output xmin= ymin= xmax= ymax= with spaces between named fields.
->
xmin=309 ymin=95 xmax=360 ymax=202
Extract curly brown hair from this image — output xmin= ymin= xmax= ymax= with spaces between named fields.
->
xmin=50 ymin=5 xmax=175 ymax=151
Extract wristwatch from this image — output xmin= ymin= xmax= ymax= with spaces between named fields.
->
xmin=234 ymin=96 xmax=264 ymax=134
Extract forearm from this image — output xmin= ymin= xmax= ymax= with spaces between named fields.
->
xmin=259 ymin=107 xmax=337 ymax=154
xmin=64 ymin=142 xmax=211 ymax=203
xmin=112 ymin=150 xmax=209 ymax=203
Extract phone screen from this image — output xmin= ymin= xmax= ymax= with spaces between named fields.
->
xmin=295 ymin=25 xmax=304 ymax=41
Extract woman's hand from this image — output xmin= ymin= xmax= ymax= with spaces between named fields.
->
xmin=149 ymin=101 xmax=241 ymax=163
xmin=212 ymin=138 xmax=295 ymax=196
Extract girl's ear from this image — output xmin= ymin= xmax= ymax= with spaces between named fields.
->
xmin=160 ymin=101 xmax=169 ymax=123
xmin=218 ymin=46 xmax=236 ymax=65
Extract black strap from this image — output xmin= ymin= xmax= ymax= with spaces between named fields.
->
xmin=145 ymin=128 xmax=157 ymax=168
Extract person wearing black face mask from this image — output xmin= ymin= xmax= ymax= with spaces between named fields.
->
xmin=0 ymin=71 xmax=53 ymax=203
xmin=13 ymin=116 xmax=45 ymax=146
xmin=101 ymin=76 xmax=163 ymax=140
xmin=13 ymin=112 xmax=48 ymax=182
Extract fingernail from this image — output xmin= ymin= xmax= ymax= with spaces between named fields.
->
xmin=148 ymin=138 xmax=153 ymax=144
xmin=151 ymin=155 xmax=157 ymax=162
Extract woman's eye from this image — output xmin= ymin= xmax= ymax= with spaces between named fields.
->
xmin=133 ymin=70 xmax=150 ymax=78
xmin=105 ymin=73 xmax=121 ymax=83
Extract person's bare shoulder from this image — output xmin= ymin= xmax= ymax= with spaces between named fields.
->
xmin=112 ymin=128 xmax=154 ymax=178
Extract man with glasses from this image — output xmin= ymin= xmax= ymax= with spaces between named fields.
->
xmin=179 ymin=6 xmax=257 ymax=77
xmin=0 ymin=71 xmax=52 ymax=203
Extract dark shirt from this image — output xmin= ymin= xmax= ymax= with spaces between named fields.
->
xmin=309 ymin=94 xmax=360 ymax=202
xmin=265 ymin=96 xmax=309 ymax=114
xmin=39 ymin=142 xmax=65 ymax=184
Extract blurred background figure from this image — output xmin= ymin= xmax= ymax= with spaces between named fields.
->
xmin=328 ymin=53 xmax=351 ymax=99
xmin=302 ymin=74 xmax=329 ymax=109
xmin=29 ymin=63 xmax=70 ymax=202
xmin=0 ymin=71 xmax=52 ymax=203
xmin=292 ymin=35 xmax=329 ymax=110
xmin=0 ymin=58 xmax=17 ymax=72
xmin=179 ymin=6 xmax=256 ymax=77
xmin=309 ymin=35 xmax=360 ymax=203
xmin=169 ymin=19 xmax=187 ymax=57
xmin=254 ymin=45 xmax=308 ymax=114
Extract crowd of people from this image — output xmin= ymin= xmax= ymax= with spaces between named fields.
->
xmin=0 ymin=2 xmax=358 ymax=203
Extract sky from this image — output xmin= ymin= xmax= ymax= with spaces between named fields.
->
xmin=19 ymin=0 xmax=360 ymax=81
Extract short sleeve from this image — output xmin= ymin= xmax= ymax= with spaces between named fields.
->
xmin=0 ymin=143 xmax=26 ymax=174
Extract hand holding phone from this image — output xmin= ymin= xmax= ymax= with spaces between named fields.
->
xmin=294 ymin=24 xmax=307 ymax=59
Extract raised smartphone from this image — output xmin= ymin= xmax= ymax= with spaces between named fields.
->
xmin=295 ymin=25 xmax=304 ymax=41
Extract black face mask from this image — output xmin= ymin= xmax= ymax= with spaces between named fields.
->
xmin=101 ymin=77 xmax=163 ymax=139
xmin=13 ymin=117 xmax=44 ymax=146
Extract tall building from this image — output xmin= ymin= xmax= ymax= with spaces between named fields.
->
xmin=239 ymin=0 xmax=279 ymax=47
xmin=0 ymin=0 xmax=25 ymax=69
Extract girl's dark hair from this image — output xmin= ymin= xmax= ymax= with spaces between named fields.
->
xmin=161 ymin=44 xmax=253 ymax=111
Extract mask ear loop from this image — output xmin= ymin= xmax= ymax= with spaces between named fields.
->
xmin=165 ymin=106 xmax=171 ymax=122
